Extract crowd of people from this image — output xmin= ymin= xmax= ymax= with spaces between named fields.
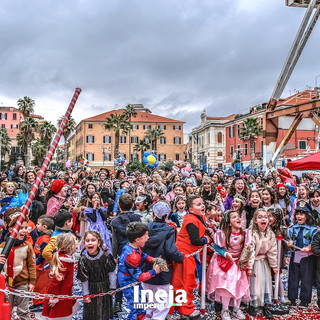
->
xmin=0 ymin=160 xmax=320 ymax=320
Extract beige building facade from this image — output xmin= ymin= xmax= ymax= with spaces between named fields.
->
xmin=68 ymin=106 xmax=185 ymax=169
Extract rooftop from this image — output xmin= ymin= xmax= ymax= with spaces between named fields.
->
xmin=82 ymin=109 xmax=184 ymax=123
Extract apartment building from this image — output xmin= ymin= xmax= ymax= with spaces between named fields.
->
xmin=68 ymin=105 xmax=185 ymax=169
xmin=190 ymin=90 xmax=320 ymax=170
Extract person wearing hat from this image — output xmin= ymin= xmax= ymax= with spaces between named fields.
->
xmin=287 ymin=199 xmax=318 ymax=308
xmin=142 ymin=201 xmax=184 ymax=320
xmin=46 ymin=180 xmax=68 ymax=217
xmin=134 ymin=194 xmax=153 ymax=225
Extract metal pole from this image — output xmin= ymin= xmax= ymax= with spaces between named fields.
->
xmin=0 ymin=88 xmax=82 ymax=272
xmin=200 ymin=244 xmax=207 ymax=315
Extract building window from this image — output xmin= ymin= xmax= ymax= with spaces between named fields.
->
xmin=173 ymin=125 xmax=181 ymax=130
xmin=103 ymin=153 xmax=111 ymax=161
xmin=130 ymin=153 xmax=139 ymax=161
xmin=218 ymin=163 xmax=223 ymax=168
xmin=299 ymin=140 xmax=307 ymax=150
xmin=230 ymin=146 xmax=234 ymax=156
xmin=87 ymin=153 xmax=94 ymax=161
xmin=11 ymin=146 xmax=21 ymax=154
xmin=0 ymin=113 xmax=7 ymax=120
xmin=120 ymin=136 xmax=127 ymax=144
xmin=88 ymin=124 xmax=93 ymax=129
xmin=253 ymin=141 xmax=256 ymax=153
xmin=158 ymin=125 xmax=166 ymax=130
xmin=175 ymin=153 xmax=180 ymax=160
xmin=1 ymin=124 xmax=5 ymax=128
xmin=160 ymin=137 xmax=166 ymax=144
xmin=103 ymin=136 xmax=111 ymax=143
xmin=11 ymin=124 xmax=19 ymax=129
xmin=159 ymin=153 xmax=166 ymax=161
xmin=143 ymin=125 xmax=151 ymax=130
xmin=131 ymin=136 xmax=138 ymax=143
xmin=131 ymin=124 xmax=139 ymax=130
xmin=13 ymin=113 xmax=17 ymax=120
xmin=261 ymin=140 xmax=263 ymax=156
xmin=86 ymin=135 xmax=95 ymax=143
xmin=229 ymin=126 xmax=234 ymax=138
xmin=217 ymin=132 xmax=223 ymax=143
xmin=173 ymin=137 xmax=181 ymax=144
xmin=217 ymin=151 xmax=223 ymax=156
xmin=244 ymin=143 xmax=248 ymax=155
xmin=237 ymin=124 xmax=241 ymax=136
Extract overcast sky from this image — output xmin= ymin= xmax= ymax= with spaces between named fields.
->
xmin=1 ymin=0 xmax=319 ymax=132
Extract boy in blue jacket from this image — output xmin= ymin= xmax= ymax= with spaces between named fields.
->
xmin=142 ymin=201 xmax=184 ymax=320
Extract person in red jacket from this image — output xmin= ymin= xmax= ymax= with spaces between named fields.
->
xmin=41 ymin=233 xmax=78 ymax=320
xmin=170 ymin=195 xmax=213 ymax=320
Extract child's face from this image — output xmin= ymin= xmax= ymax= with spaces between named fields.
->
xmin=255 ymin=211 xmax=269 ymax=231
xmin=235 ymin=180 xmax=244 ymax=193
xmin=262 ymin=190 xmax=271 ymax=203
xmin=87 ymin=185 xmax=96 ymax=195
xmin=71 ymin=188 xmax=78 ymax=196
xmin=65 ymin=219 xmax=73 ymax=229
xmin=189 ymin=198 xmax=205 ymax=216
xmin=249 ymin=192 xmax=261 ymax=208
xmin=136 ymin=186 xmax=144 ymax=195
xmin=84 ymin=233 xmax=100 ymax=255
xmin=91 ymin=194 xmax=100 ymax=203
xmin=278 ymin=187 xmax=286 ymax=197
xmin=6 ymin=185 xmax=15 ymax=194
xmin=174 ymin=186 xmax=184 ymax=196
xmin=206 ymin=208 xmax=216 ymax=220
xmin=151 ymin=190 xmax=159 ymax=200
xmin=311 ymin=192 xmax=320 ymax=207
xmin=268 ymin=213 xmax=275 ymax=226
xmin=299 ymin=186 xmax=307 ymax=198
xmin=59 ymin=186 xmax=68 ymax=197
xmin=16 ymin=221 xmax=28 ymax=240
xmin=36 ymin=220 xmax=47 ymax=233
xmin=176 ymin=200 xmax=186 ymax=212
xmin=296 ymin=211 xmax=307 ymax=225
xmin=136 ymin=201 xmax=146 ymax=211
xmin=135 ymin=231 xmax=149 ymax=248
xmin=229 ymin=212 xmax=242 ymax=230
xmin=232 ymin=198 xmax=242 ymax=211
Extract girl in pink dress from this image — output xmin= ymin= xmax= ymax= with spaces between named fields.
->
xmin=206 ymin=210 xmax=252 ymax=320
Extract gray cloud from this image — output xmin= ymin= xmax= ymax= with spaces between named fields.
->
xmin=0 ymin=0 xmax=319 ymax=132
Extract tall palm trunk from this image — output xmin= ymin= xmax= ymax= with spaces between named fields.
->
xmin=114 ymin=131 xmax=120 ymax=158
xmin=250 ymin=138 xmax=255 ymax=171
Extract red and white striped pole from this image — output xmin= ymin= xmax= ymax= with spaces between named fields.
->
xmin=0 ymin=88 xmax=82 ymax=272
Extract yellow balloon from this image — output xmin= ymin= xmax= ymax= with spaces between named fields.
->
xmin=147 ymin=155 xmax=156 ymax=165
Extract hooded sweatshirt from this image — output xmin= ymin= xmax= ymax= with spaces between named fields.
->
xmin=142 ymin=221 xmax=183 ymax=285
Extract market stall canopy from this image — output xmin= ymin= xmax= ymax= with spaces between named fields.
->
xmin=287 ymin=152 xmax=320 ymax=171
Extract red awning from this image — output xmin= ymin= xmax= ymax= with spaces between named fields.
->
xmin=287 ymin=152 xmax=320 ymax=171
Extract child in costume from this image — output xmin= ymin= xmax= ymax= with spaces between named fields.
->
xmin=247 ymin=208 xmax=277 ymax=319
xmin=77 ymin=230 xmax=116 ymax=320
xmin=170 ymin=195 xmax=212 ymax=320
xmin=83 ymin=192 xmax=111 ymax=252
xmin=0 ymin=207 xmax=36 ymax=320
xmin=133 ymin=194 xmax=153 ymax=225
xmin=30 ymin=215 xmax=54 ymax=311
xmin=46 ymin=180 xmax=68 ymax=217
xmin=287 ymin=199 xmax=318 ymax=308
xmin=118 ymin=221 xmax=161 ymax=320
xmin=206 ymin=209 xmax=252 ymax=320
xmin=41 ymin=233 xmax=78 ymax=320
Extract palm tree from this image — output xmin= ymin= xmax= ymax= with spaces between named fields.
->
xmin=17 ymin=96 xmax=35 ymax=118
xmin=18 ymin=117 xmax=39 ymax=167
xmin=57 ymin=116 xmax=76 ymax=160
xmin=123 ymin=105 xmax=138 ymax=161
xmin=0 ymin=128 xmax=11 ymax=170
xmin=38 ymin=120 xmax=56 ymax=148
xmin=239 ymin=117 xmax=263 ymax=171
xmin=31 ymin=138 xmax=47 ymax=166
xmin=104 ymin=113 xmax=131 ymax=159
xmin=144 ymin=128 xmax=164 ymax=154
xmin=133 ymin=140 xmax=150 ymax=162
